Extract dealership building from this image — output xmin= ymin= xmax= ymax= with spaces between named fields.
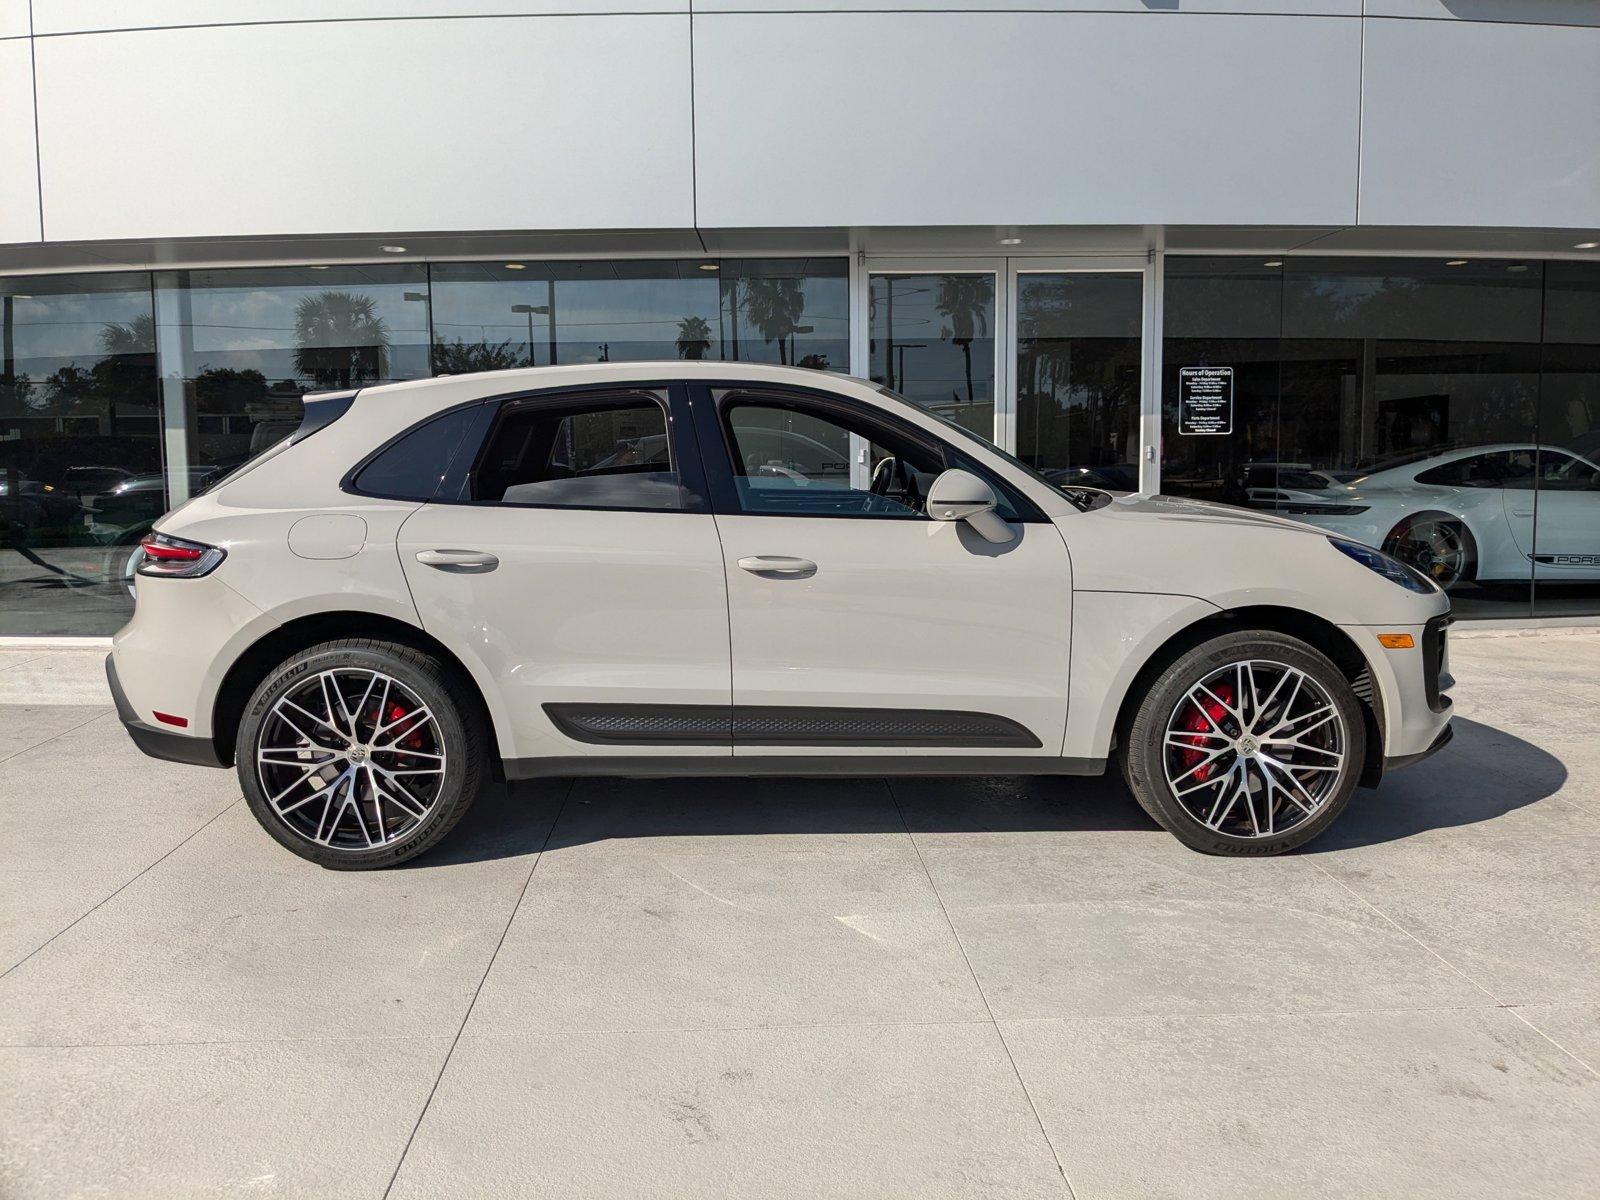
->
xmin=1 ymin=0 xmax=1597 ymax=635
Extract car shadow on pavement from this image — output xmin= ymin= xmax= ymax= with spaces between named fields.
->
xmin=1302 ymin=715 xmax=1567 ymax=853
xmin=405 ymin=715 xmax=1566 ymax=868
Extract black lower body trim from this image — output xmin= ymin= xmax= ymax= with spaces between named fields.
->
xmin=505 ymin=754 xmax=1104 ymax=780
xmin=1383 ymin=721 xmax=1454 ymax=774
xmin=105 ymin=654 xmax=228 ymax=770
xmin=544 ymin=703 xmax=1043 ymax=749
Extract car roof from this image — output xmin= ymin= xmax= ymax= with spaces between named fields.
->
xmin=357 ymin=361 xmax=844 ymax=400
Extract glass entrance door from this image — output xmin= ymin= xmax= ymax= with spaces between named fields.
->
xmin=1010 ymin=261 xmax=1145 ymax=492
xmin=861 ymin=257 xmax=1145 ymax=492
xmin=866 ymin=261 xmax=1002 ymax=440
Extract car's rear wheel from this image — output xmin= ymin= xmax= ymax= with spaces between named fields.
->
xmin=1384 ymin=514 xmax=1475 ymax=591
xmin=236 ymin=638 xmax=487 ymax=869
xmin=1121 ymin=630 xmax=1366 ymax=856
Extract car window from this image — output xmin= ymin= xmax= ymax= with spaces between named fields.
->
xmin=720 ymin=394 xmax=946 ymax=518
xmin=716 ymin=388 xmax=1035 ymax=521
xmin=1539 ymin=450 xmax=1600 ymax=490
xmin=352 ymin=404 xmax=482 ymax=501
xmin=469 ymin=392 xmax=685 ymax=511
xmin=1416 ymin=450 xmax=1537 ymax=489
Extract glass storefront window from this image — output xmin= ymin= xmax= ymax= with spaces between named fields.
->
xmin=155 ymin=265 xmax=431 ymax=506
xmin=869 ymin=272 xmax=996 ymax=437
xmin=428 ymin=258 xmax=847 ymax=373
xmin=1 ymin=274 xmax=160 ymax=635
xmin=1537 ymin=261 xmax=1600 ymax=616
xmin=1163 ymin=256 xmax=1548 ymax=617
xmin=1015 ymin=272 xmax=1142 ymax=491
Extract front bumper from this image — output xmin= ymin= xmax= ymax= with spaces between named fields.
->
xmin=106 ymin=654 xmax=227 ymax=769
xmin=1345 ymin=612 xmax=1454 ymax=783
xmin=1384 ymin=721 xmax=1454 ymax=772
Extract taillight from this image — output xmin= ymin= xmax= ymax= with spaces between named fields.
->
xmin=136 ymin=531 xmax=226 ymax=578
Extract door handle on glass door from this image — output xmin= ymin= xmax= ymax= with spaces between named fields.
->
xmin=416 ymin=549 xmax=499 ymax=570
xmin=737 ymin=555 xmax=817 ymax=576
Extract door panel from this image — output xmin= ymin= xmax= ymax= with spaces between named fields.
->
xmin=399 ymin=504 xmax=732 ymax=761
xmin=715 ymin=513 xmax=1072 ymax=756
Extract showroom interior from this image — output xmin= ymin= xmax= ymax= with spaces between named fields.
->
xmin=2 ymin=245 xmax=1597 ymax=634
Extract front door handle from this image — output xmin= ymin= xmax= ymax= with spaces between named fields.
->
xmin=416 ymin=549 xmax=499 ymax=570
xmin=737 ymin=555 xmax=817 ymax=576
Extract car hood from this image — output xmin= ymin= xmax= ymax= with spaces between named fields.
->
xmin=1102 ymin=492 xmax=1328 ymax=535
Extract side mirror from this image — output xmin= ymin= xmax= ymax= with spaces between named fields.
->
xmin=926 ymin=468 xmax=1014 ymax=544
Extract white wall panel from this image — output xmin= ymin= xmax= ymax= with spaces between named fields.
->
xmin=34 ymin=17 xmax=694 ymax=241
xmin=698 ymin=0 xmax=1355 ymax=11
xmin=35 ymin=0 xmax=684 ymax=33
xmin=1366 ymin=1 xmax=1600 ymax=26
xmin=1359 ymin=18 xmax=1600 ymax=228
xmin=0 ymin=0 xmax=30 ymax=39
xmin=694 ymin=12 xmax=1361 ymax=228
xmin=0 ymin=39 xmax=41 ymax=243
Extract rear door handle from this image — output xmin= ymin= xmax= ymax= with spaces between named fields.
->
xmin=737 ymin=555 xmax=817 ymax=576
xmin=416 ymin=549 xmax=499 ymax=570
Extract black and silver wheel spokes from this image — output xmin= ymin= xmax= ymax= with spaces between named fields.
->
xmin=1162 ymin=660 xmax=1346 ymax=840
xmin=1392 ymin=521 xmax=1466 ymax=588
xmin=257 ymin=668 xmax=446 ymax=851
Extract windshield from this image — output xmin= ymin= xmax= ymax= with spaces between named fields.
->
xmin=871 ymin=382 xmax=1112 ymax=512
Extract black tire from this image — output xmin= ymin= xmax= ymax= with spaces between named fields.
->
xmin=1121 ymin=630 xmax=1366 ymax=857
xmin=236 ymin=638 xmax=488 ymax=870
xmin=1383 ymin=513 xmax=1476 ymax=592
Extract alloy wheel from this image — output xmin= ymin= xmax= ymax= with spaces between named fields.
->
xmin=1163 ymin=659 xmax=1347 ymax=839
xmin=256 ymin=668 xmax=447 ymax=851
xmin=1387 ymin=519 xmax=1467 ymax=589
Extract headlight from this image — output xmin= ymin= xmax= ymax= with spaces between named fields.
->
xmin=1328 ymin=537 xmax=1437 ymax=594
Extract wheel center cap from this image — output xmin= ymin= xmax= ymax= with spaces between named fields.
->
xmin=1237 ymin=735 xmax=1260 ymax=757
xmin=347 ymin=745 xmax=369 ymax=763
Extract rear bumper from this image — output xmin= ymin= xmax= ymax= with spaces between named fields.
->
xmin=106 ymin=654 xmax=227 ymax=769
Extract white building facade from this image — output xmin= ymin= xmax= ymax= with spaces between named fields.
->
xmin=2 ymin=0 xmax=1598 ymax=632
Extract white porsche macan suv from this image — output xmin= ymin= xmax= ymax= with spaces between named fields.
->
xmin=108 ymin=363 xmax=1454 ymax=868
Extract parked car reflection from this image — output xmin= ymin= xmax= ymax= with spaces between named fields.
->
xmin=1258 ymin=443 xmax=1600 ymax=590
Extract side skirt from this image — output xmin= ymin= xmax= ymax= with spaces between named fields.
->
xmin=504 ymin=755 xmax=1106 ymax=780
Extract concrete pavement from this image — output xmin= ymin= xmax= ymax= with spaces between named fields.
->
xmin=2 ymin=632 xmax=1598 ymax=1198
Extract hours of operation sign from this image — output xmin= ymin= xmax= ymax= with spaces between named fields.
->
xmin=1179 ymin=367 xmax=1234 ymax=436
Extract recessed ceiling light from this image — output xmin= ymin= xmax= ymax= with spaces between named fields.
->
xmin=503 ymin=262 xmax=526 ymax=270
xmin=380 ymin=245 xmax=407 ymax=254
xmin=1445 ymin=259 xmax=1469 ymax=267
xmin=1506 ymin=263 xmax=1529 ymax=272
xmin=999 ymin=237 xmax=1023 ymax=246
xmin=1576 ymin=241 xmax=1600 ymax=250
xmin=698 ymin=263 xmax=719 ymax=271
xmin=309 ymin=265 xmax=330 ymax=270
xmin=1263 ymin=260 xmax=1283 ymax=268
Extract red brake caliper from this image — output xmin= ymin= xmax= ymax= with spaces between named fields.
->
xmin=1177 ymin=684 xmax=1234 ymax=782
xmin=387 ymin=702 xmax=425 ymax=751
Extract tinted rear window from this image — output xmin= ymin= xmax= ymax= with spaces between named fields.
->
xmin=352 ymin=405 xmax=483 ymax=501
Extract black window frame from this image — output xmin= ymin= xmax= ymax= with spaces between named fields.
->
xmin=687 ymin=380 xmax=1046 ymax=523
xmin=452 ymin=381 xmax=709 ymax=514
xmin=341 ymin=382 xmax=711 ymax=513
xmin=341 ymin=398 xmax=497 ymax=502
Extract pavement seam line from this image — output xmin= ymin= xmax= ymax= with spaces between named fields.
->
xmin=1 ymin=796 xmax=240 ymax=979
xmin=884 ymin=779 xmax=1080 ymax=1200
xmin=1307 ymin=858 xmax=1600 ymax=1080
xmin=0 ymin=706 xmax=115 ymax=766
xmin=381 ymin=779 xmax=574 ymax=1200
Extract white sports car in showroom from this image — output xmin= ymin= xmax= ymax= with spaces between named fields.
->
xmin=1267 ymin=443 xmax=1600 ymax=591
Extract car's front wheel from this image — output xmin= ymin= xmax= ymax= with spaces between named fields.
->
xmin=1121 ymin=630 xmax=1366 ymax=856
xmin=236 ymin=638 xmax=487 ymax=869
